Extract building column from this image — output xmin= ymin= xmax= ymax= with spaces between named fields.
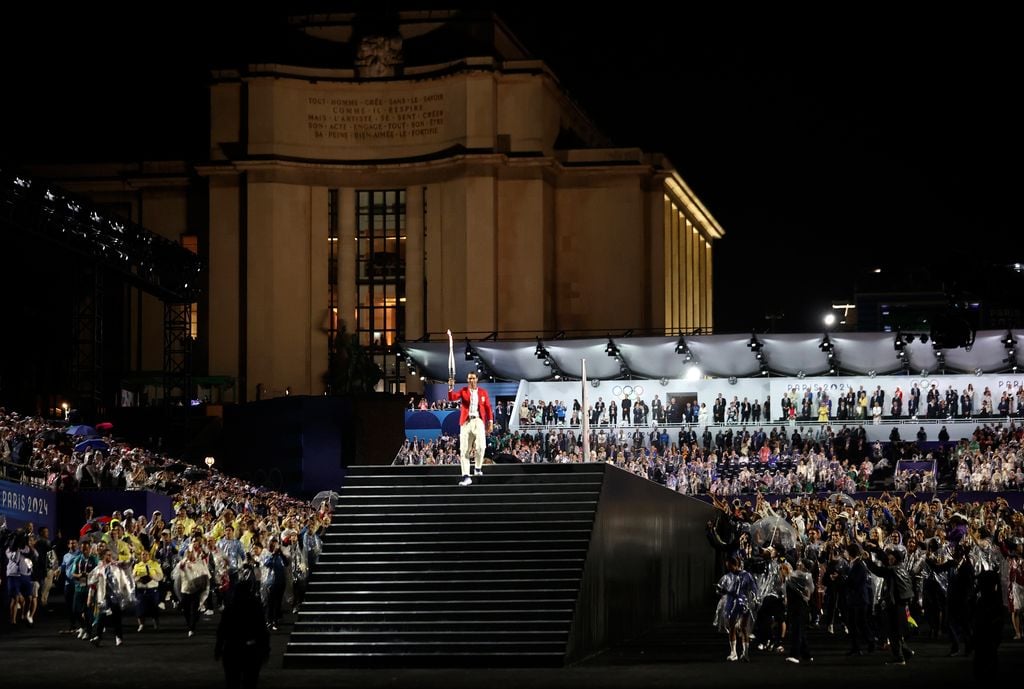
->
xmin=648 ymin=189 xmax=665 ymax=332
xmin=705 ymin=240 xmax=714 ymax=331
xmin=338 ymin=188 xmax=357 ymax=335
xmin=309 ymin=186 xmax=328 ymax=394
xmin=405 ymin=185 xmax=425 ymax=340
xmin=207 ymin=176 xmax=241 ymax=390
xmin=464 ymin=175 xmax=497 ymax=333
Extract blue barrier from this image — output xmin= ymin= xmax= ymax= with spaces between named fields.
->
xmin=0 ymin=480 xmax=58 ymax=533
xmin=0 ymin=480 xmax=174 ymax=541
xmin=404 ymin=410 xmax=461 ymax=441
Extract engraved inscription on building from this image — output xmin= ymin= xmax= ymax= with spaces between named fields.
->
xmin=305 ymin=93 xmax=446 ymax=143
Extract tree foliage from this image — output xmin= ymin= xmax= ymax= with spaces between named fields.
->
xmin=326 ymin=325 xmax=383 ymax=394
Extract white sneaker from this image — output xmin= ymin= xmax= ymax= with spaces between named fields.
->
xmin=473 ymin=468 xmax=483 ymax=476
xmin=157 ymin=602 xmax=166 ymax=610
xmin=26 ymin=613 xmax=34 ymax=625
xmin=786 ymin=657 xmax=799 ymax=664
xmin=115 ymin=636 xmax=123 ymax=647
xmin=204 ymin=609 xmax=215 ymax=616
xmin=188 ymin=630 xmax=194 ymax=638
xmin=727 ymin=652 xmax=738 ymax=661
xmin=458 ymin=476 xmax=473 ymax=486
xmin=138 ymin=623 xmax=144 ymax=632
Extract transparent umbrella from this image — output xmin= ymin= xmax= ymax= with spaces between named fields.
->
xmin=749 ymin=515 xmax=799 ymax=550
xmin=312 ymin=490 xmax=339 ymax=509
xmin=827 ymin=493 xmax=856 ymax=507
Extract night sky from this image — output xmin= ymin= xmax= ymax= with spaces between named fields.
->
xmin=3 ymin=5 xmax=1019 ymax=334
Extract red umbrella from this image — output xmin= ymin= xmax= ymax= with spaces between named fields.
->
xmin=96 ymin=422 xmax=114 ymax=431
xmin=79 ymin=515 xmax=111 ymax=538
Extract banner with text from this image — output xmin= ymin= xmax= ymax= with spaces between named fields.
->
xmin=0 ymin=480 xmax=57 ymax=533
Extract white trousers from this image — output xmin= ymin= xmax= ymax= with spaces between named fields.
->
xmin=459 ymin=417 xmax=486 ymax=475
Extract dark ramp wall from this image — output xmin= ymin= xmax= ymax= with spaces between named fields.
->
xmin=566 ymin=464 xmax=717 ymax=663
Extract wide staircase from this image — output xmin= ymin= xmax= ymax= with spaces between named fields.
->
xmin=283 ymin=463 xmax=604 ymax=668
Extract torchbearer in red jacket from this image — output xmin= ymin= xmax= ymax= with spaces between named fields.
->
xmin=448 ymin=372 xmax=494 ymax=486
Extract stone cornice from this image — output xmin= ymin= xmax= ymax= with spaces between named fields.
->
xmin=194 ymin=152 xmax=669 ymax=192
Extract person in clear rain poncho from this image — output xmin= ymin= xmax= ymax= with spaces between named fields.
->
xmin=261 ymin=537 xmax=288 ymax=631
xmin=715 ymin=556 xmax=757 ymax=662
xmin=783 ymin=559 xmax=815 ymax=664
xmin=173 ymin=542 xmax=210 ymax=637
xmin=87 ymin=546 xmax=135 ymax=646
xmin=862 ymin=543 xmax=916 ymax=665
xmin=290 ymin=520 xmax=323 ymax=614
xmin=753 ymin=555 xmax=786 ymax=653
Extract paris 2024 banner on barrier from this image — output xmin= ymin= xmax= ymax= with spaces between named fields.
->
xmin=0 ymin=479 xmax=57 ymax=532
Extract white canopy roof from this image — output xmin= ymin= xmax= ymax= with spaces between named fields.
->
xmin=400 ymin=330 xmax=1022 ymax=382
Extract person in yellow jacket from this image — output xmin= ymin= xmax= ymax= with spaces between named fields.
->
xmin=124 ymin=521 xmax=147 ymax=561
xmin=133 ymin=549 xmax=163 ymax=631
xmin=239 ymin=517 xmax=258 ymax=553
xmin=209 ymin=509 xmax=240 ymax=541
xmin=101 ymin=522 xmax=135 ymax=564
xmin=171 ymin=508 xmax=195 ymax=537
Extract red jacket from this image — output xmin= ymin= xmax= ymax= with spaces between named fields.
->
xmin=447 ymin=386 xmax=494 ymax=426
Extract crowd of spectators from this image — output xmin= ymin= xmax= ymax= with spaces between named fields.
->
xmin=894 ymin=468 xmax=939 ymax=493
xmin=508 ymin=382 xmax=1024 ymax=430
xmin=409 ymin=398 xmax=459 ymax=411
xmin=0 ymin=408 xmax=328 ymax=646
xmin=706 ymin=490 xmax=1024 ymax=669
xmin=396 ymin=420 xmax=1024 ymax=496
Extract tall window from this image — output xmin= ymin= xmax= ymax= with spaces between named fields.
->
xmin=357 ymin=190 xmax=406 ymax=392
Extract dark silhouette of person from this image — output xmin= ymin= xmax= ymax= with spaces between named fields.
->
xmin=844 ymin=543 xmax=875 ymax=655
xmin=784 ymin=559 xmax=815 ymax=664
xmin=215 ymin=569 xmax=271 ymax=689
xmin=972 ymin=569 xmax=1007 ymax=682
